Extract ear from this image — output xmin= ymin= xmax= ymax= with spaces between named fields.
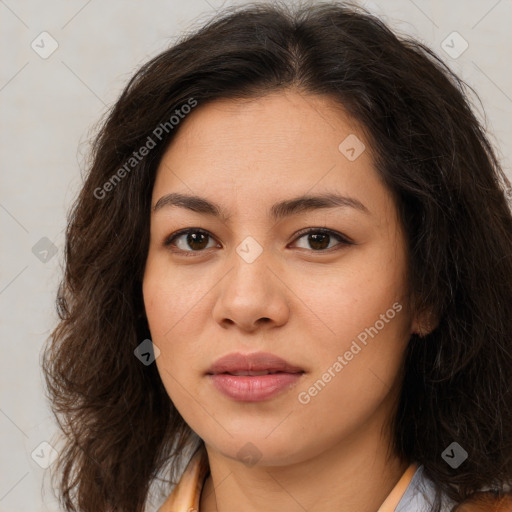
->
xmin=411 ymin=307 xmax=439 ymax=338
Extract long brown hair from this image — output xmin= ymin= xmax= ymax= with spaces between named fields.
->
xmin=42 ymin=2 xmax=512 ymax=511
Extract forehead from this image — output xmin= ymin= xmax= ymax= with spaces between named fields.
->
xmin=151 ymin=91 xmax=392 ymax=222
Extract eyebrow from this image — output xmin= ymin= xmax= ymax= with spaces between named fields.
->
xmin=152 ymin=192 xmax=369 ymax=222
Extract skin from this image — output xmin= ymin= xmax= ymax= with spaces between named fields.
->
xmin=143 ymin=90 xmax=428 ymax=512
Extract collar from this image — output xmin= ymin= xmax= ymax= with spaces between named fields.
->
xmin=159 ymin=445 xmax=210 ymax=512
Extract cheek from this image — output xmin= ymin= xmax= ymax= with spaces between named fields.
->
xmin=143 ymin=256 xmax=208 ymax=339
xmin=291 ymin=245 xmax=409 ymax=350
xmin=291 ymin=243 xmax=410 ymax=404
xmin=293 ymin=290 xmax=409 ymax=448
xmin=143 ymin=279 xmax=192 ymax=410
xmin=142 ymin=257 xmax=211 ymax=395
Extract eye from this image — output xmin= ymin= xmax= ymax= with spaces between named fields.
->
xmin=164 ymin=228 xmax=219 ymax=255
xmin=163 ymin=227 xmax=354 ymax=256
xmin=291 ymin=228 xmax=354 ymax=251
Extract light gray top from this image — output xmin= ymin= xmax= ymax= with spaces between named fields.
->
xmin=396 ymin=465 xmax=456 ymax=512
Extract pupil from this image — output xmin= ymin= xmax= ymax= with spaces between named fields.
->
xmin=187 ymin=232 xmax=208 ymax=250
xmin=309 ymin=233 xmax=329 ymax=250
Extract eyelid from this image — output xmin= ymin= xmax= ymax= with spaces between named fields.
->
xmin=163 ymin=228 xmax=219 ymax=255
xmin=291 ymin=227 xmax=355 ymax=247
xmin=163 ymin=227 xmax=354 ymax=255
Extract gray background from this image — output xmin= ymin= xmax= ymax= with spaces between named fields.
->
xmin=1 ymin=0 xmax=511 ymax=510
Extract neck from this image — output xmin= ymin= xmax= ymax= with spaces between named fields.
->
xmin=199 ymin=415 xmax=408 ymax=512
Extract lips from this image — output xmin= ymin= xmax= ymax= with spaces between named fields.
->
xmin=207 ymin=352 xmax=305 ymax=402
xmin=206 ymin=352 xmax=304 ymax=375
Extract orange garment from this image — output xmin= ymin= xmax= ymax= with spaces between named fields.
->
xmin=158 ymin=446 xmax=418 ymax=512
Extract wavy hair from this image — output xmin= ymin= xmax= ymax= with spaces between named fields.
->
xmin=42 ymin=2 xmax=512 ymax=511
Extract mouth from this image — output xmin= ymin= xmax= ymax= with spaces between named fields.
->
xmin=206 ymin=352 xmax=305 ymax=402
xmin=206 ymin=351 xmax=305 ymax=376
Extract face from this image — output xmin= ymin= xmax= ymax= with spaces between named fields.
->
xmin=143 ymin=90 xmax=418 ymax=466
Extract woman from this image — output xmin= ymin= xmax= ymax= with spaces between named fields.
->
xmin=43 ymin=2 xmax=512 ymax=511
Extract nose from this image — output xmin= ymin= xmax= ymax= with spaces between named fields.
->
xmin=211 ymin=248 xmax=290 ymax=332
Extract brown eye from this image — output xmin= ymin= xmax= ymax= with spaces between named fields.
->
xmin=292 ymin=228 xmax=353 ymax=251
xmin=164 ymin=229 xmax=219 ymax=254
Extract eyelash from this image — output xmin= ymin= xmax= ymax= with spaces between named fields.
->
xmin=163 ymin=227 xmax=354 ymax=257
